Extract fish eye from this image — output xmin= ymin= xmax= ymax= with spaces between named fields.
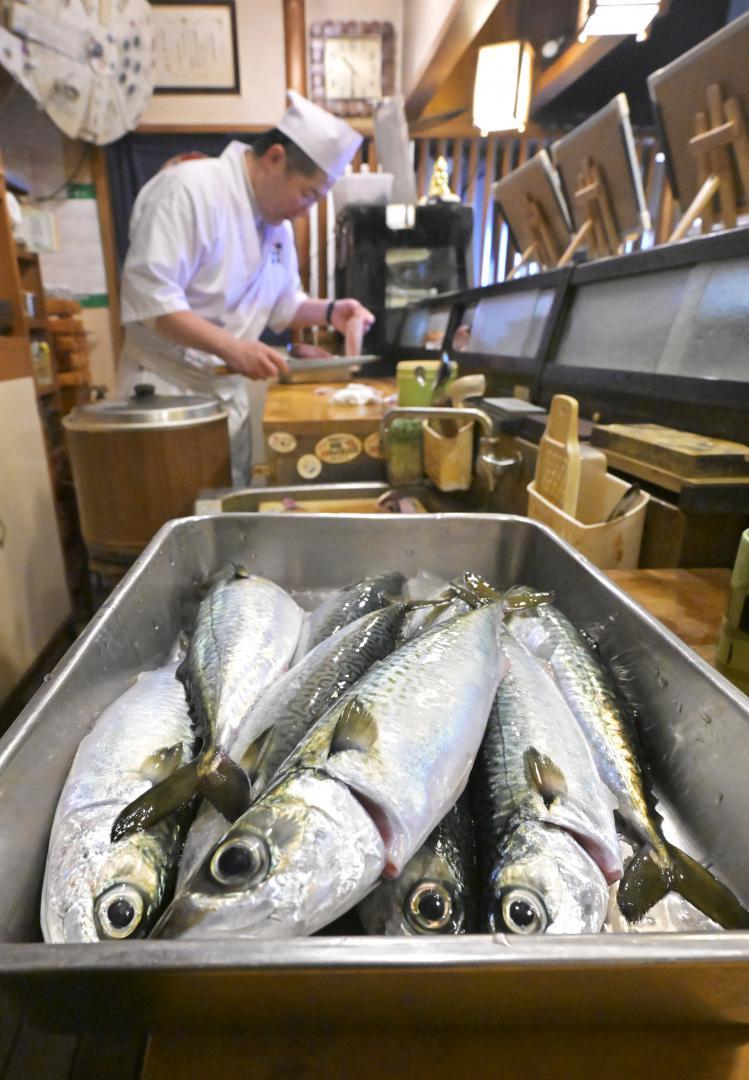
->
xmin=405 ymin=880 xmax=456 ymax=933
xmin=496 ymin=887 xmax=548 ymax=935
xmin=94 ymin=883 xmax=145 ymax=940
xmin=209 ymin=835 xmax=270 ymax=889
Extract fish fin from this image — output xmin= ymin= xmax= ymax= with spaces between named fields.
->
xmin=140 ymin=742 xmax=185 ymax=783
xmin=500 ymin=586 xmax=555 ymax=612
xmin=199 ymin=750 xmax=253 ymax=821
xmin=454 ymin=573 xmax=554 ymax=613
xmin=619 ymin=844 xmax=749 ymax=929
xmin=524 ymin=747 xmax=567 ymax=810
xmin=668 ymin=845 xmax=749 ymax=930
xmin=111 ymin=760 xmax=201 ymax=842
xmin=329 ymin=697 xmax=378 ymax=755
xmin=240 ymin=728 xmax=273 ymax=781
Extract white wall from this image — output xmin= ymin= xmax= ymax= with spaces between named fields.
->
xmin=401 ymin=0 xmax=460 ymax=96
xmin=140 ymin=0 xmax=287 ymax=127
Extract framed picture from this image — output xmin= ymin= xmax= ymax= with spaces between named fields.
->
xmin=151 ymin=1 xmax=240 ymax=94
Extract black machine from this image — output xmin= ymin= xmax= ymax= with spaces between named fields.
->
xmin=334 ymin=202 xmax=473 ymax=354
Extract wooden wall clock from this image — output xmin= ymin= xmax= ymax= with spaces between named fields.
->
xmin=309 ymin=20 xmax=396 ymax=118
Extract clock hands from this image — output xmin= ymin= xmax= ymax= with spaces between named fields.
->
xmin=341 ymin=55 xmax=357 ymax=99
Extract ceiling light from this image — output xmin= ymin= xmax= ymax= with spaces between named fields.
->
xmin=578 ymin=0 xmax=663 ymax=41
xmin=473 ymin=41 xmax=534 ymax=137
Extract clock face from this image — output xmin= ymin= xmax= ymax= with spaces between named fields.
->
xmin=324 ymin=36 xmax=382 ymax=101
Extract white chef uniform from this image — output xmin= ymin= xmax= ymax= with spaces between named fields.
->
xmin=118 ymin=140 xmax=306 ymax=486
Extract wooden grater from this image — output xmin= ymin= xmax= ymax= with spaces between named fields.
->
xmin=534 ymin=395 xmax=583 ymax=515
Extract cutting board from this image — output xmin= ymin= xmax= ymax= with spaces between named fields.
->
xmin=591 ymin=423 xmax=749 ymax=480
xmin=258 ymin=497 xmax=427 ymax=514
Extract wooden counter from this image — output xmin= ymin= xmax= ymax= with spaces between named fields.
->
xmin=263 ymin=378 xmax=396 ymax=434
xmin=606 ymin=567 xmax=730 ymax=667
xmin=261 ymin=379 xmax=395 ymax=484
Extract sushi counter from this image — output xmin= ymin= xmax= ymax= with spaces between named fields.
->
xmin=260 ymin=378 xmax=395 ymax=487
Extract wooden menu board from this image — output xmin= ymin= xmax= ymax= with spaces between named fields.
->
xmin=492 ymin=150 xmax=572 ymax=266
xmin=551 ymin=94 xmax=651 ymax=240
xmin=648 ymin=10 xmax=749 ymax=212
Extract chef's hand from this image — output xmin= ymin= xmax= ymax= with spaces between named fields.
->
xmin=290 ymin=342 xmax=333 ymax=358
xmin=329 ymin=299 xmax=375 ymax=337
xmin=221 ymin=339 xmax=290 ymax=380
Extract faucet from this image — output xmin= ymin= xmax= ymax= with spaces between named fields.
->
xmin=380 ymin=407 xmax=520 ymax=492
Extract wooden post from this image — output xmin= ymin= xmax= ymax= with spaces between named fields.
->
xmin=92 ymin=148 xmax=123 ymax=358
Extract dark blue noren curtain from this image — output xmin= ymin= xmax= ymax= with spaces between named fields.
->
xmin=105 ymin=132 xmax=255 ymax=273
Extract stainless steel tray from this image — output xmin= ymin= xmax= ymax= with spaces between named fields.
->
xmin=2 ymin=513 xmax=749 ymax=1032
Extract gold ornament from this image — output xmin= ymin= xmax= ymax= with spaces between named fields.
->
xmin=421 ymin=156 xmax=461 ymax=203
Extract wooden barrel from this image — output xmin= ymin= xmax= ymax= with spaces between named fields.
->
xmin=63 ymin=389 xmax=231 ymax=561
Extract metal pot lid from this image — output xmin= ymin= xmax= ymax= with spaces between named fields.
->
xmin=64 ymin=384 xmax=227 ymax=428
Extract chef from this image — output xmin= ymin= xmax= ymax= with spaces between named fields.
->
xmin=117 ymin=90 xmax=374 ymax=485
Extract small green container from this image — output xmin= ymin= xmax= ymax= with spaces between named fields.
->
xmin=397 ymin=360 xmax=457 ymax=406
xmin=385 ymin=418 xmax=423 ymax=486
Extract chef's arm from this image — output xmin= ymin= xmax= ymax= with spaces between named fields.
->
xmin=291 ymin=298 xmax=375 ymax=358
xmin=152 ymin=311 xmax=289 ymax=379
xmin=292 ymin=299 xmax=374 ymax=336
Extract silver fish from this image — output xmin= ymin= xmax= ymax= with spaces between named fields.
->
xmin=489 ymin=821 xmax=609 ymax=935
xmin=508 ymin=602 xmax=749 ymax=929
xmin=249 ymin=603 xmax=411 ymax=791
xmin=176 ymin=603 xmax=411 ymax=889
xmin=296 ymin=572 xmax=406 ymax=658
xmin=41 ymin=663 xmax=193 ymax=943
xmin=110 ymin=569 xmax=302 ymax=841
xmin=357 ymin=796 xmax=476 ymax=935
xmin=472 ymin=633 xmax=621 ymax=936
xmin=156 ymin=604 xmax=504 ymax=939
xmin=157 ymin=770 xmax=385 ymax=939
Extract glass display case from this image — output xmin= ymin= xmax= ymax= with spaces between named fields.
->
xmin=541 ymin=228 xmax=749 ymax=441
xmin=335 ymin=203 xmax=473 ymax=353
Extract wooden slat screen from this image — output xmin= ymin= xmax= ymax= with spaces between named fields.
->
xmin=303 ymin=132 xmax=670 ymax=302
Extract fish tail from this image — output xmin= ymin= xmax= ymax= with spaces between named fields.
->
xmin=451 ymin=573 xmax=553 ymax=612
xmin=110 ymin=749 xmax=252 ymax=843
xmin=617 ymin=843 xmax=749 ymax=930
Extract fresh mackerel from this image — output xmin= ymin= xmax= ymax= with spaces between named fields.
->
xmin=155 ymin=604 xmax=505 ymax=939
xmin=42 ymin=662 xmax=193 ymax=942
xmin=508 ymin=602 xmax=749 ymax=929
xmin=111 ymin=570 xmax=302 ymax=841
xmin=472 ymin=633 xmax=621 ymax=935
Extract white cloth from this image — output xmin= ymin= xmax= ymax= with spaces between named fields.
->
xmin=328 ymin=383 xmax=382 ymax=406
xmin=278 ymin=90 xmax=362 ymax=181
xmin=118 ymin=141 xmax=307 ymax=485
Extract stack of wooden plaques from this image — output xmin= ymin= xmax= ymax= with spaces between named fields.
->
xmin=591 ymin=423 xmax=749 ymax=491
xmin=45 ymin=298 xmax=92 ymax=413
xmin=591 ymin=422 xmax=749 ymax=568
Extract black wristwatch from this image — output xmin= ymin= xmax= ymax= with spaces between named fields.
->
xmin=325 ymin=299 xmax=336 ymax=327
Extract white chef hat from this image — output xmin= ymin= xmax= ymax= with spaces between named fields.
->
xmin=277 ymin=89 xmax=362 ymax=182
